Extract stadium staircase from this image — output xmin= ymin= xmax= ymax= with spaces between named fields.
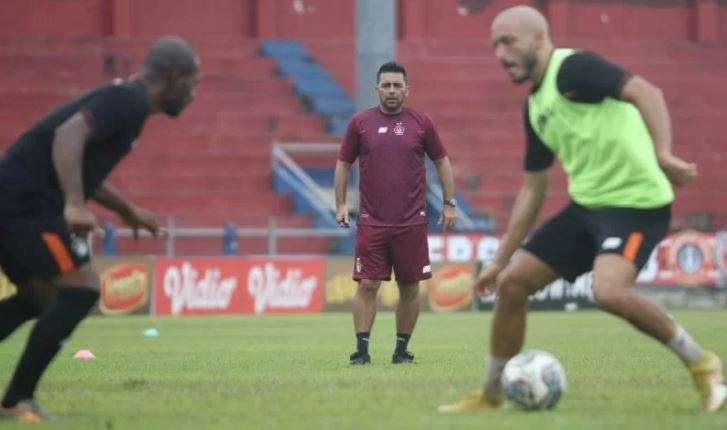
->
xmin=0 ymin=38 xmax=339 ymax=255
xmin=305 ymin=38 xmax=727 ymax=230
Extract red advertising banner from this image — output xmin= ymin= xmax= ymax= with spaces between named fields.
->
xmin=154 ymin=257 xmax=324 ymax=316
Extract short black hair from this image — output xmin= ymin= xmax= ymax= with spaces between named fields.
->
xmin=142 ymin=36 xmax=199 ymax=79
xmin=377 ymin=61 xmax=407 ymax=83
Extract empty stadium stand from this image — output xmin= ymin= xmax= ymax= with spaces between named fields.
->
xmin=0 ymin=38 xmax=338 ymax=255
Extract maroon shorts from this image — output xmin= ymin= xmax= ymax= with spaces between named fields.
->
xmin=353 ymin=224 xmax=431 ymax=284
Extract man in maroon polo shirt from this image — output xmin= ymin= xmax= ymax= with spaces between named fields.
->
xmin=334 ymin=61 xmax=457 ymax=365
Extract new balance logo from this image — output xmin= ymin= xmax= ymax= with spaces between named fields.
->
xmin=422 ymin=265 xmax=431 ymax=274
xmin=378 ymin=127 xmax=388 ymax=134
xmin=601 ymin=237 xmax=623 ymax=250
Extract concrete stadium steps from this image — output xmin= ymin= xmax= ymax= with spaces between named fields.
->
xmin=0 ymin=37 xmax=337 ymax=254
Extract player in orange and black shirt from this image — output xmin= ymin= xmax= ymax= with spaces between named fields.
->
xmin=0 ymin=36 xmax=200 ymax=423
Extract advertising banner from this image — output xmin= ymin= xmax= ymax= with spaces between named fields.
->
xmin=324 ymin=258 xmax=476 ymax=312
xmin=429 ymin=230 xmax=725 ymax=288
xmin=154 ymin=257 xmax=324 ymax=316
xmin=94 ymin=256 xmax=153 ymax=316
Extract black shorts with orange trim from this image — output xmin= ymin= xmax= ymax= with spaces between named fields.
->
xmin=0 ymin=213 xmax=90 ymax=285
xmin=522 ymin=202 xmax=670 ymax=282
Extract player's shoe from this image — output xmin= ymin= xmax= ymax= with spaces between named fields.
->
xmin=437 ymin=391 xmax=504 ymax=413
xmin=689 ymin=350 xmax=727 ymax=412
xmin=349 ymin=350 xmax=371 ymax=365
xmin=0 ymin=399 xmax=50 ymax=423
xmin=392 ymin=350 xmax=415 ymax=364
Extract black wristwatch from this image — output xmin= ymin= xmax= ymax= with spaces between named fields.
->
xmin=443 ymin=198 xmax=457 ymax=208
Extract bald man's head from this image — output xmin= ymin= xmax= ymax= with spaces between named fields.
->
xmin=142 ymin=36 xmax=199 ymax=79
xmin=140 ymin=36 xmax=200 ymax=117
xmin=492 ymin=6 xmax=549 ymax=38
xmin=491 ymin=6 xmax=552 ymax=85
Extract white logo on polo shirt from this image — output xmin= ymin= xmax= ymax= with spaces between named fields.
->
xmin=378 ymin=127 xmax=388 ymax=134
xmin=601 ymin=237 xmax=623 ymax=250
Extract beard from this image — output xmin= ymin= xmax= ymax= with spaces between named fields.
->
xmin=381 ymin=97 xmax=403 ymax=113
xmin=509 ymin=49 xmax=538 ymax=84
xmin=162 ymin=97 xmax=186 ymax=117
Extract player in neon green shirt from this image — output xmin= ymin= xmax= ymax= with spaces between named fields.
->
xmin=440 ymin=5 xmax=725 ymax=413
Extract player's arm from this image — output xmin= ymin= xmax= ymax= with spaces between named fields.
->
xmin=473 ymin=105 xmax=553 ymax=295
xmin=491 ymin=169 xmax=549 ymax=268
xmin=474 ymin=169 xmax=549 ymax=296
xmin=334 ymin=160 xmax=351 ymax=227
xmin=93 ymin=182 xmax=159 ymax=238
xmin=52 ymin=112 xmax=97 ymax=236
xmin=620 ymin=76 xmax=697 ymax=187
xmin=432 ymin=156 xmax=457 ymax=231
xmin=335 ymin=118 xmax=360 ymax=228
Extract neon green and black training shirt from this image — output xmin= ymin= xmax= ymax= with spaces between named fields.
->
xmin=523 ymin=49 xmax=673 ymax=209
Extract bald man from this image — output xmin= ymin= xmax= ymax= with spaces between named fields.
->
xmin=0 ymin=36 xmax=200 ymax=422
xmin=439 ymin=6 xmax=725 ymax=413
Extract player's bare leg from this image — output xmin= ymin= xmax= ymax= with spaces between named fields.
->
xmin=439 ymin=251 xmax=557 ymax=412
xmin=350 ymin=279 xmax=380 ymax=364
xmin=487 ymin=252 xmax=558 ymax=397
xmin=592 ymin=254 xmax=726 ymax=412
xmin=392 ymin=281 xmax=419 ymax=363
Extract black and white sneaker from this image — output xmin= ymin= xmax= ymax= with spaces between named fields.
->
xmin=349 ymin=350 xmax=371 ymax=365
xmin=392 ymin=350 xmax=414 ymax=364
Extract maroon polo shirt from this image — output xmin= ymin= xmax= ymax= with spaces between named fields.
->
xmin=339 ymin=107 xmax=447 ymax=227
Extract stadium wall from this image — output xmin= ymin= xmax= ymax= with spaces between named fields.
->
xmin=0 ymin=0 xmax=725 ymax=43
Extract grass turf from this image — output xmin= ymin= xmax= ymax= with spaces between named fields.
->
xmin=1 ymin=310 xmax=726 ymax=429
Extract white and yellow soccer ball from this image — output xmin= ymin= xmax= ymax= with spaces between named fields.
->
xmin=501 ymin=350 xmax=567 ymax=410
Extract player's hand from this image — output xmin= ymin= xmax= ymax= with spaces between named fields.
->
xmin=658 ymin=153 xmax=697 ymax=187
xmin=438 ymin=206 xmax=457 ymax=232
xmin=472 ymin=261 xmax=506 ymax=297
xmin=121 ymin=205 xmax=160 ymax=239
xmin=336 ymin=205 xmax=350 ymax=228
xmin=64 ymin=203 xmax=97 ymax=238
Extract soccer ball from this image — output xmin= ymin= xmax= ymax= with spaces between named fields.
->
xmin=501 ymin=350 xmax=567 ymax=410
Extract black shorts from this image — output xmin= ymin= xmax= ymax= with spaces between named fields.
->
xmin=0 ymin=213 xmax=90 ymax=285
xmin=522 ymin=202 xmax=670 ymax=282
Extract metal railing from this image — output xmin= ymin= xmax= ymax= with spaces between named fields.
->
xmin=98 ymin=216 xmax=350 ymax=256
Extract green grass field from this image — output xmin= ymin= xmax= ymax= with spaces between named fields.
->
xmin=1 ymin=310 xmax=726 ymax=429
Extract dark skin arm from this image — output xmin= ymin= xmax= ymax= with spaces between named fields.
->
xmin=53 ymin=112 xmax=159 ymax=239
xmin=93 ymin=183 xmax=160 ymax=239
xmin=52 ymin=112 xmax=97 ymax=237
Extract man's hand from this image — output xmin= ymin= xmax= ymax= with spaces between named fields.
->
xmin=658 ymin=153 xmax=697 ymax=187
xmin=121 ymin=206 xmax=160 ymax=239
xmin=336 ymin=204 xmax=350 ymax=228
xmin=472 ymin=261 xmax=506 ymax=297
xmin=438 ymin=205 xmax=457 ymax=232
xmin=64 ymin=203 xmax=97 ymax=238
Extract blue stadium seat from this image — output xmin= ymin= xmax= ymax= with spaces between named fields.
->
xmin=260 ymin=39 xmax=310 ymax=61
xmin=293 ymin=78 xmax=348 ymax=99
xmin=326 ymin=115 xmax=351 ymax=135
xmin=277 ymin=59 xmax=332 ymax=79
xmin=310 ymin=98 xmax=355 ymax=118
